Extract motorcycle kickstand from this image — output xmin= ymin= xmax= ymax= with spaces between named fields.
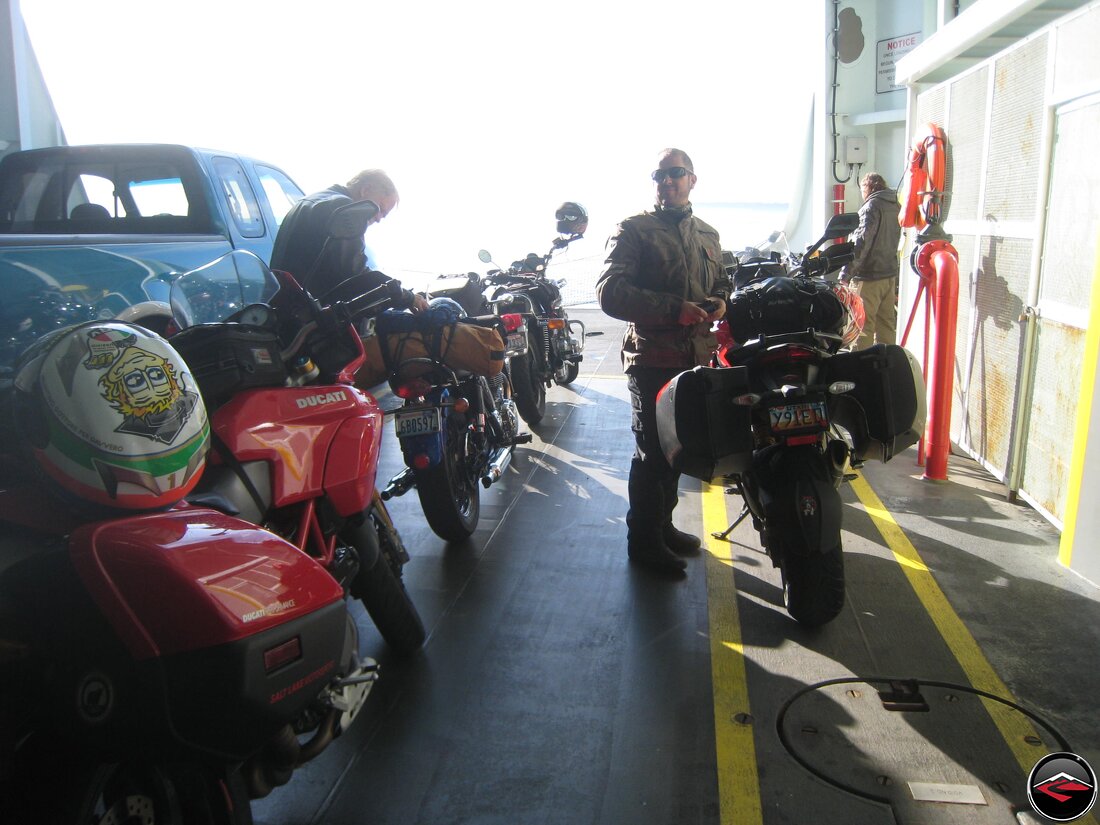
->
xmin=712 ymin=504 xmax=751 ymax=542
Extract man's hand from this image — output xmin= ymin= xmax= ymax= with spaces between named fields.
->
xmin=410 ymin=292 xmax=430 ymax=313
xmin=704 ymin=298 xmax=726 ymax=322
xmin=678 ymin=300 xmax=709 ymax=326
xmin=678 ymin=299 xmax=725 ymax=325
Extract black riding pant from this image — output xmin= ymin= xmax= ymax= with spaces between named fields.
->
xmin=626 ymin=366 xmax=685 ymax=537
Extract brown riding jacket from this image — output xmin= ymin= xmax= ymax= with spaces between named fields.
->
xmin=596 ymin=207 xmax=730 ymax=371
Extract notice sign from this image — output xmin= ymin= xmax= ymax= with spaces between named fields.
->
xmin=877 ymin=32 xmax=921 ymax=93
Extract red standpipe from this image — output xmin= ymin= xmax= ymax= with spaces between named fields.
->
xmin=832 ymin=183 xmax=846 ymax=216
xmin=913 ymin=239 xmax=960 ymax=481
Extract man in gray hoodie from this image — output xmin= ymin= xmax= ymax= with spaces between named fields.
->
xmin=840 ymin=173 xmax=902 ymax=349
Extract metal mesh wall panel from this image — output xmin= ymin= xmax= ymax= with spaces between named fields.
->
xmin=946 ymin=68 xmax=989 ymax=223
xmin=1053 ymin=6 xmax=1100 ymax=100
xmin=1022 ymin=320 xmax=1086 ymax=522
xmin=951 ymin=233 xmax=977 ymax=439
xmin=916 ymin=87 xmax=947 ymax=132
xmin=961 ymin=235 xmax=1032 ymax=476
xmin=1039 ymin=102 xmax=1100 ymax=311
xmin=984 ymin=37 xmax=1049 ymax=223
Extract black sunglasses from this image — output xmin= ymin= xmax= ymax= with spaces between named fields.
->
xmin=651 ymin=166 xmax=690 ymax=183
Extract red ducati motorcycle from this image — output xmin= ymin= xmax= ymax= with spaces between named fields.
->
xmin=0 ymin=320 xmax=380 ymax=823
xmin=167 ymin=224 xmax=426 ymax=657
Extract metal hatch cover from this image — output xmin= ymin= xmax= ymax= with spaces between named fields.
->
xmin=776 ymin=676 xmax=1073 ymax=824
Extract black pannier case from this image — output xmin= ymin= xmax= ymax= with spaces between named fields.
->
xmin=655 ymin=365 xmax=754 ymax=482
xmin=170 ymin=324 xmax=287 ymax=406
xmin=824 ymin=344 xmax=926 ymax=462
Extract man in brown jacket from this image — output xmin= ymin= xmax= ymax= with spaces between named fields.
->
xmin=596 ymin=148 xmax=731 ymax=575
xmin=840 ymin=172 xmax=901 ymax=349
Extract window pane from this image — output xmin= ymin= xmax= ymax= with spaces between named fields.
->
xmin=255 ymin=164 xmax=304 ymax=226
xmin=212 ymin=156 xmax=265 ymax=238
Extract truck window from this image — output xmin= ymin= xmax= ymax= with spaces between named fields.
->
xmin=128 ymin=177 xmax=189 ymax=217
xmin=254 ymin=164 xmax=303 ymax=227
xmin=212 ymin=156 xmax=265 ymax=239
xmin=0 ymin=153 xmax=211 ymax=234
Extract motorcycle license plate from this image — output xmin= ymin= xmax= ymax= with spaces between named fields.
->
xmin=506 ymin=332 xmax=527 ymax=353
xmin=395 ymin=408 xmax=441 ymax=438
xmin=768 ymin=401 xmax=827 ymax=433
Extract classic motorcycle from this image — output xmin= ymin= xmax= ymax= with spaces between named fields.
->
xmin=476 ymin=202 xmax=588 ymax=425
xmin=168 ymin=224 xmax=426 ymax=657
xmin=0 ymin=318 xmax=381 ymax=823
xmin=379 ymin=295 xmax=532 ymax=543
xmin=657 ymin=213 xmax=926 ymax=627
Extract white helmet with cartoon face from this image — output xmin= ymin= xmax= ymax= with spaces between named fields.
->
xmin=14 ymin=321 xmax=209 ymax=510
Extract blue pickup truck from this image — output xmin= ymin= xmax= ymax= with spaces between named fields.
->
xmin=0 ymin=143 xmax=305 ymax=366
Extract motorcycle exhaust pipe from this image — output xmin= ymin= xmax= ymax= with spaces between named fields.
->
xmin=381 ymin=467 xmax=416 ymax=500
xmin=482 ymin=446 xmax=513 ymax=488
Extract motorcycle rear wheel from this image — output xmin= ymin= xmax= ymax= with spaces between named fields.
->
xmin=15 ymin=743 xmax=252 ymax=825
xmin=510 ymin=350 xmax=546 ymax=424
xmin=778 ymin=539 xmax=846 ymax=627
xmin=414 ymin=412 xmax=480 ymax=541
xmin=346 ymin=513 xmax=426 ymax=656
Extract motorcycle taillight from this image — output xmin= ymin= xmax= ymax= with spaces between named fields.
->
xmin=264 ymin=637 xmax=302 ymax=673
xmin=396 ymin=378 xmax=432 ymax=399
xmin=759 ymin=344 xmax=818 ymax=365
xmin=499 ymin=313 xmax=524 ymax=333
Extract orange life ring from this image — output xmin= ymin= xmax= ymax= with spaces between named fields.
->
xmin=898 ymin=123 xmax=947 ymax=229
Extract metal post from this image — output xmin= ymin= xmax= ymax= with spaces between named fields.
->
xmin=914 ymin=239 xmax=960 ymax=481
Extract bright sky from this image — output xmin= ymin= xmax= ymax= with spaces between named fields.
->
xmin=20 ymin=0 xmax=820 ymax=284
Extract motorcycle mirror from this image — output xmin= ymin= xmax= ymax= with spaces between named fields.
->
xmin=804 ymin=212 xmax=860 ymax=258
xmin=326 ymin=199 xmax=381 ymax=240
xmin=478 ymin=249 xmax=493 ymax=264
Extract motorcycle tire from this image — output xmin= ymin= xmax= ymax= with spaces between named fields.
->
xmin=346 ymin=515 xmax=426 ymax=656
xmin=752 ymin=445 xmax=846 ymax=627
xmin=780 ymin=539 xmax=846 ymax=628
xmin=14 ymin=740 xmax=253 ymax=825
xmin=510 ymin=350 xmax=546 ymax=425
xmin=414 ymin=411 xmax=480 ymax=541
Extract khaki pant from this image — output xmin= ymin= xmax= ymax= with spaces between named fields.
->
xmin=850 ymin=276 xmax=897 ymax=350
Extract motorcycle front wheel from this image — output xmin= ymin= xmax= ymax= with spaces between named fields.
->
xmin=414 ymin=412 xmax=480 ymax=541
xmin=346 ymin=511 xmax=426 ymax=656
xmin=510 ymin=350 xmax=546 ymax=425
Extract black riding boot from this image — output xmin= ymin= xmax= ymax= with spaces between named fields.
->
xmin=627 ymin=459 xmax=686 ymax=575
xmin=660 ymin=474 xmax=702 ymax=556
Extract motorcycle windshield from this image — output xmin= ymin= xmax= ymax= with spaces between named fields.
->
xmin=169 ymin=249 xmax=280 ymax=329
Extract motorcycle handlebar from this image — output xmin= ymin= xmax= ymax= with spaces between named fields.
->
xmin=799 ymin=243 xmax=855 ymax=277
xmin=335 ymin=279 xmax=411 ymax=322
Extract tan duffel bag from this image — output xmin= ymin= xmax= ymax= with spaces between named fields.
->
xmin=356 ymin=313 xmax=505 ymax=388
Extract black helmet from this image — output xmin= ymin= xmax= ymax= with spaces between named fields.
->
xmin=555 ymin=202 xmax=588 ymax=236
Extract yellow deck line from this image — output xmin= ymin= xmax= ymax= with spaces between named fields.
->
xmin=702 ymin=482 xmax=763 ymax=825
xmin=848 ymin=473 xmax=1071 ymax=778
xmin=702 ymin=474 xmax=1096 ymax=825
